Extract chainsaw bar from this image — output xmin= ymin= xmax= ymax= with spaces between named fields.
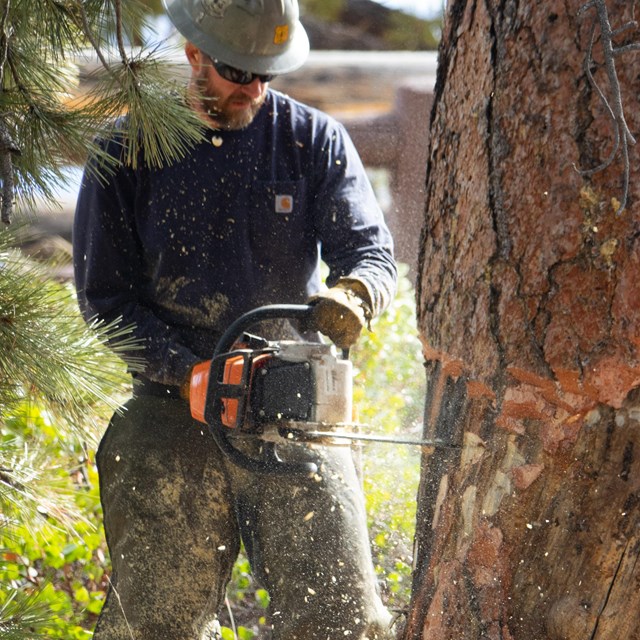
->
xmin=303 ymin=430 xmax=460 ymax=449
xmin=252 ymin=422 xmax=461 ymax=449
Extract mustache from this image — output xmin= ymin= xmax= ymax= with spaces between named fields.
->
xmin=197 ymin=92 xmax=261 ymax=114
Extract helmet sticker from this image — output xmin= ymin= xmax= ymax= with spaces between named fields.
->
xmin=273 ymin=24 xmax=289 ymax=45
xmin=202 ymin=0 xmax=233 ymax=18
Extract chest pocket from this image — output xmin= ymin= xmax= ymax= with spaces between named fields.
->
xmin=249 ymin=179 xmax=309 ymax=264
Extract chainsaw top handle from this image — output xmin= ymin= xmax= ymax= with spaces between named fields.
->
xmin=205 ymin=304 xmax=320 ymax=476
xmin=212 ymin=304 xmax=312 ymax=362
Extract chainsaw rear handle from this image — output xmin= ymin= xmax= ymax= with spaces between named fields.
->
xmin=205 ymin=304 xmax=319 ymax=476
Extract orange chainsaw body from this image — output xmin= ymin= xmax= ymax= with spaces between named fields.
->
xmin=190 ymin=352 xmax=271 ymax=428
xmin=189 ymin=341 xmax=352 ymax=434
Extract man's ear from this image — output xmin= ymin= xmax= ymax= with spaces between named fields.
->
xmin=185 ymin=42 xmax=203 ymax=68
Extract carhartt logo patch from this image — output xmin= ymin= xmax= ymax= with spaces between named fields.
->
xmin=275 ymin=194 xmax=293 ymax=213
xmin=274 ymin=24 xmax=289 ymax=44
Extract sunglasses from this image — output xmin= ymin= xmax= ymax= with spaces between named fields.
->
xmin=211 ymin=58 xmax=275 ymax=85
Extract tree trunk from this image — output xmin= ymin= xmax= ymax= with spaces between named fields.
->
xmin=407 ymin=1 xmax=640 ymax=639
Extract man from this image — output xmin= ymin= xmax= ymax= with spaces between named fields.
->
xmin=73 ymin=0 xmax=397 ymax=638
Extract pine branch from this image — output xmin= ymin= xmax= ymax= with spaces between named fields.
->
xmin=0 ymin=466 xmax=25 ymax=493
xmin=85 ymin=46 xmax=204 ymax=169
xmin=113 ymin=0 xmax=129 ymax=65
xmin=0 ymin=126 xmax=18 ymax=224
xmin=0 ymin=431 xmax=89 ymax=536
xmin=0 ymin=0 xmax=17 ymax=225
xmin=0 ymin=0 xmax=10 ymax=87
xmin=0 ymin=0 xmax=202 ymax=219
xmin=77 ymin=0 xmax=113 ymax=76
xmin=0 ymin=585 xmax=56 ymax=639
xmin=0 ymin=230 xmax=141 ymax=430
xmin=577 ymin=0 xmax=639 ymax=215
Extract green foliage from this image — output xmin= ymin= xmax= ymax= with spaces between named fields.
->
xmin=0 ymin=229 xmax=137 ymax=434
xmin=352 ymin=263 xmax=423 ymax=434
xmin=218 ymin=552 xmax=270 ymax=638
xmin=0 ymin=227 xmax=131 ymax=638
xmin=0 ymin=398 xmax=111 ymax=639
xmin=2 ymin=0 xmax=203 ymax=220
xmin=88 ymin=49 xmax=204 ymax=170
xmin=352 ymin=264 xmax=423 ymax=608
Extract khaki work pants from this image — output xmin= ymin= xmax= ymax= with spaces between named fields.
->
xmin=92 ymin=394 xmax=393 ymax=639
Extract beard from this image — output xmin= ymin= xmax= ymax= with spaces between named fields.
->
xmin=195 ymin=74 xmax=266 ymax=130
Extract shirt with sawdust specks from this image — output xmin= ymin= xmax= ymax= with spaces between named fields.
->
xmin=73 ymin=90 xmax=397 ymax=386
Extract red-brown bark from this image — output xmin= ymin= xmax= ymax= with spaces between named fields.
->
xmin=409 ymin=1 xmax=640 ymax=638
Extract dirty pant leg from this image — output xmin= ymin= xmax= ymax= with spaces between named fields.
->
xmin=93 ymin=395 xmax=240 ymax=640
xmin=227 ymin=442 xmax=393 ymax=640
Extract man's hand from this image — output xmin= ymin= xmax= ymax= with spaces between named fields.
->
xmin=306 ymin=280 xmax=373 ymax=349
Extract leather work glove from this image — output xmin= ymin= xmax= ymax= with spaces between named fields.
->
xmin=306 ymin=280 xmax=373 ymax=350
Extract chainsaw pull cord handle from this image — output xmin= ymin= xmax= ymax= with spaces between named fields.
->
xmin=205 ymin=304 xmax=319 ymax=476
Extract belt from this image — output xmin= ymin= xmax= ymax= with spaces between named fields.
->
xmin=133 ymin=378 xmax=183 ymax=400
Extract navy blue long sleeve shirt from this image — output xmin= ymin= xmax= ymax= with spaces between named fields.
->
xmin=73 ymin=90 xmax=397 ymax=386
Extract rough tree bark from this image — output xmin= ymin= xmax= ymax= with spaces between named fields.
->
xmin=407 ymin=1 xmax=640 ymax=639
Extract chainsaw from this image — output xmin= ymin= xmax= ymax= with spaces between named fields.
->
xmin=189 ymin=304 xmax=455 ymax=475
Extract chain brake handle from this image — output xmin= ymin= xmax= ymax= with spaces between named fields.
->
xmin=204 ymin=304 xmax=319 ymax=476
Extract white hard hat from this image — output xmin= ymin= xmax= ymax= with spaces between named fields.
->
xmin=162 ymin=0 xmax=310 ymax=75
